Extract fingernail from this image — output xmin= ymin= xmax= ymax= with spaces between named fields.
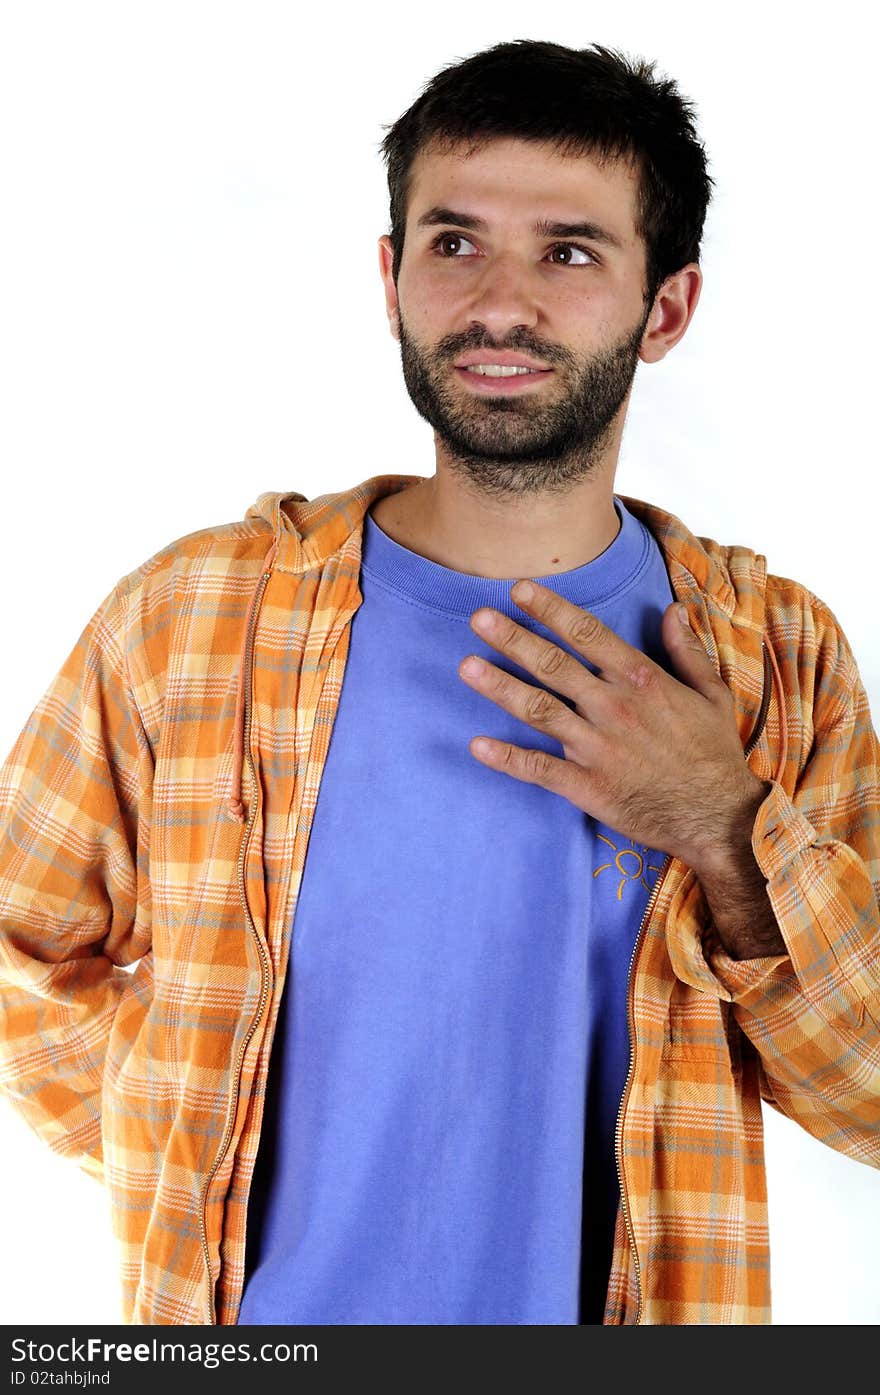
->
xmin=677 ymin=604 xmax=691 ymax=627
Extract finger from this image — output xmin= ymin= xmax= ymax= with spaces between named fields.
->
xmin=662 ymin=600 xmax=729 ymax=703
xmin=469 ymin=734 xmax=590 ymax=805
xmin=468 ymin=605 xmax=600 ymax=706
xmin=508 ymin=579 xmax=654 ymax=684
xmin=458 ymin=654 xmax=586 ymax=743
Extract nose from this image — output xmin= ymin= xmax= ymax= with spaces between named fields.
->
xmin=465 ymin=252 xmax=540 ymax=339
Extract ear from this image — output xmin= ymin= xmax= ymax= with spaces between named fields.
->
xmin=639 ymin=263 xmax=703 ymax=364
xmin=378 ymin=235 xmax=401 ymax=343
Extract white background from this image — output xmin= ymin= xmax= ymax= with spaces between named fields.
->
xmin=0 ymin=1 xmax=877 ymax=1325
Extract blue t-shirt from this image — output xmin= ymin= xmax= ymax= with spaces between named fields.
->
xmin=238 ymin=494 xmax=676 ymax=1324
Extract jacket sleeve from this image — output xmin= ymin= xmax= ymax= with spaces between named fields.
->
xmin=680 ymin=593 xmax=880 ymax=1166
xmin=0 ymin=580 xmax=153 ymax=1184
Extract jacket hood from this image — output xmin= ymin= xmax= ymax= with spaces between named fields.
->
xmin=225 ymin=475 xmax=783 ymax=819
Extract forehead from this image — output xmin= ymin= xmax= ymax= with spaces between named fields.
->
xmin=405 ymin=136 xmax=641 ymax=247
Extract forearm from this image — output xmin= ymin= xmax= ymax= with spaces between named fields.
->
xmin=693 ymin=776 xmax=786 ymax=961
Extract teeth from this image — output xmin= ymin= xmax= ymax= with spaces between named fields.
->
xmin=464 ymin=364 xmax=539 ymax=377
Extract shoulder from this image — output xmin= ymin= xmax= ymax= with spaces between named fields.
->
xmin=87 ymin=513 xmax=276 ymax=729
xmin=764 ymin=571 xmax=863 ymax=732
xmin=112 ymin=513 xmax=275 ymax=611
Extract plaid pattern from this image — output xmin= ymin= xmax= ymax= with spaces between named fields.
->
xmin=1 ymin=474 xmax=878 ymax=1326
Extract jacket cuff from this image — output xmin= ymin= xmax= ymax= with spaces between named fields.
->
xmin=667 ymin=779 xmax=813 ymax=1000
xmin=701 ymin=778 xmax=817 ymax=999
xmin=749 ymin=777 xmax=821 ymax=881
xmin=702 ymin=943 xmax=792 ymax=1000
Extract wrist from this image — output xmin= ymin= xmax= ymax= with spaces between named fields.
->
xmin=692 ymin=773 xmax=773 ymax=882
xmin=692 ymin=775 xmax=785 ymax=961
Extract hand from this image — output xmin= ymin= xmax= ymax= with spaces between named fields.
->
xmin=457 ymin=580 xmax=764 ymax=870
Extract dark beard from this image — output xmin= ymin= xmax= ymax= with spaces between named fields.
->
xmin=396 ymin=306 xmax=652 ymax=499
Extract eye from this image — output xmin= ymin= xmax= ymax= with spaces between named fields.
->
xmin=431 ymin=232 xmax=478 ymax=257
xmin=547 ymin=243 xmax=596 ymax=266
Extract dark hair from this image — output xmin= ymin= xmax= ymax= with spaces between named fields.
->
xmin=378 ymin=39 xmax=714 ymax=308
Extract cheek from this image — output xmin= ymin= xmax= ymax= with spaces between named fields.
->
xmin=552 ymin=275 xmax=613 ymax=317
xmin=397 ymin=270 xmax=448 ymax=327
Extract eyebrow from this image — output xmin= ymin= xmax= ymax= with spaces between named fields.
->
xmin=415 ymin=205 xmax=625 ymax=252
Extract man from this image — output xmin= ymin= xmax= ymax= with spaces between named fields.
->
xmin=0 ymin=40 xmax=877 ymax=1327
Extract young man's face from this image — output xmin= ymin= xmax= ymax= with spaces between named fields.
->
xmin=378 ymin=136 xmax=689 ymax=491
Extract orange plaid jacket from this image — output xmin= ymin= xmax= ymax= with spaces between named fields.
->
xmin=1 ymin=475 xmax=878 ymax=1325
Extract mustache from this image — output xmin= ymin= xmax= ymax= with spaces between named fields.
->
xmin=436 ymin=337 xmax=567 ymax=368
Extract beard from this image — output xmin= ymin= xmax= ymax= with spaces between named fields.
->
xmin=396 ymin=302 xmax=652 ymax=499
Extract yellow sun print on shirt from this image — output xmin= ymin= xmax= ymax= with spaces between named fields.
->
xmin=593 ymin=831 xmax=664 ymax=903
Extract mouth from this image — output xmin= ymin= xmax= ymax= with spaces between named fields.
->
xmin=454 ymin=365 xmax=554 ymax=394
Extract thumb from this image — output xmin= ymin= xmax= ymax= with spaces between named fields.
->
xmin=663 ymin=601 xmax=721 ymax=700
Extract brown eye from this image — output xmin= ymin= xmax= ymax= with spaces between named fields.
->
xmin=432 ymin=232 xmax=476 ymax=257
xmin=548 ymin=243 xmax=594 ymax=265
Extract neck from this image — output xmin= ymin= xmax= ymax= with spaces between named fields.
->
xmin=370 ymin=459 xmax=622 ymax=580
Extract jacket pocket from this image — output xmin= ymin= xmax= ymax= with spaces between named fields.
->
xmin=664 ymin=977 xmax=743 ymax=1075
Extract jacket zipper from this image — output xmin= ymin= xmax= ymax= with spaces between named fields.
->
xmin=612 ymin=853 xmax=668 ymax=1325
xmin=198 ymin=566 xmax=273 ymax=1324
xmin=611 ymin=638 xmax=770 ymax=1325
